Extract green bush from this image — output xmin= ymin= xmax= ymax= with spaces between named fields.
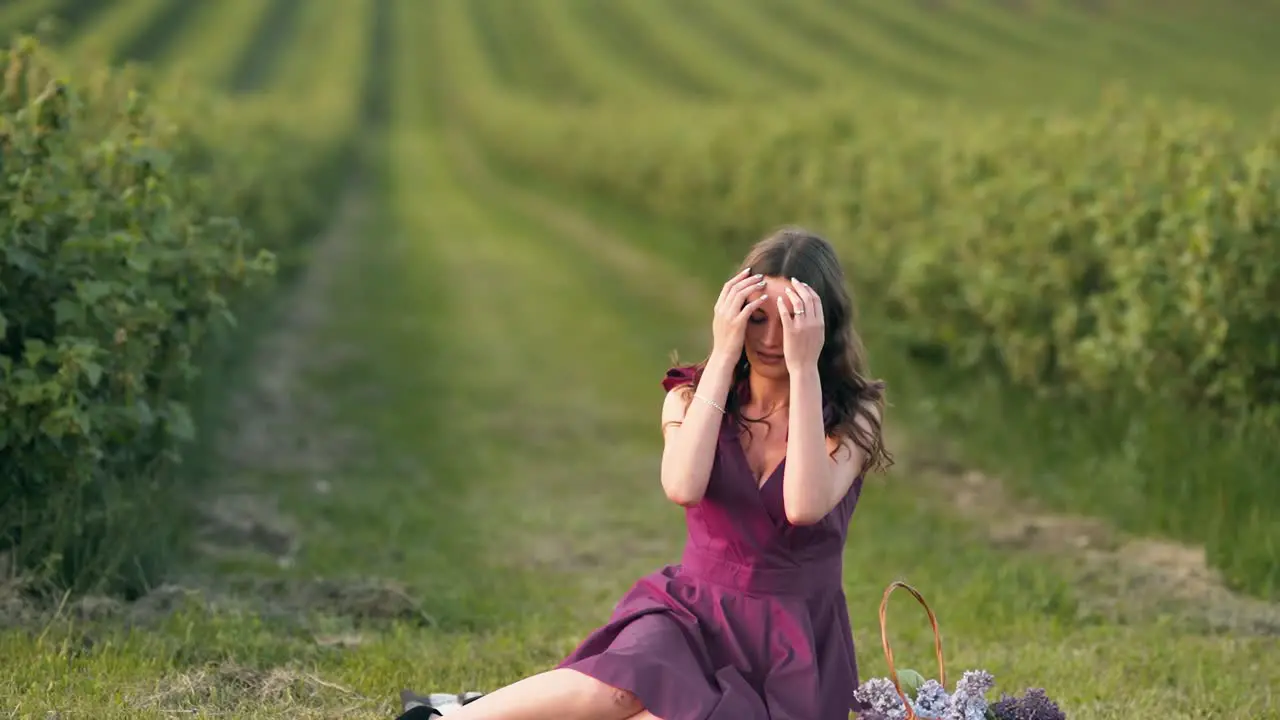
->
xmin=457 ymin=90 xmax=1280 ymax=414
xmin=0 ymin=37 xmax=346 ymax=595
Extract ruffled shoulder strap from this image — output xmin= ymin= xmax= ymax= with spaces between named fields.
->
xmin=662 ymin=364 xmax=700 ymax=393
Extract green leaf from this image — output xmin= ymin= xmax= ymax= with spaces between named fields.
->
xmin=42 ymin=404 xmax=90 ymax=439
xmin=23 ymin=339 xmax=48 ymax=367
xmin=14 ymin=380 xmax=51 ymax=406
xmin=4 ymin=246 xmax=42 ymax=275
xmin=125 ymin=253 xmax=152 ymax=272
xmin=78 ymin=280 xmax=114 ymax=304
xmin=53 ymin=299 xmax=85 ymax=327
xmin=133 ymin=399 xmax=155 ymax=427
xmin=164 ymin=401 xmax=194 ymax=441
xmin=82 ymin=360 xmax=103 ymax=388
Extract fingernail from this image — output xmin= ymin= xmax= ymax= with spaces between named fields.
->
xmin=757 ymin=280 xmax=765 ymax=286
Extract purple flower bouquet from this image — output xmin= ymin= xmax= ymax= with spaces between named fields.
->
xmin=858 ymin=582 xmax=1067 ymax=720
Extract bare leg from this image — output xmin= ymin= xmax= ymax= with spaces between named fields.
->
xmin=441 ymin=668 xmax=644 ymax=720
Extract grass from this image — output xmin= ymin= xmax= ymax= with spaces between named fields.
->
xmin=2 ymin=0 xmax=1280 ymax=717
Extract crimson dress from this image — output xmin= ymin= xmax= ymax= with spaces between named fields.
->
xmin=556 ymin=365 xmax=868 ymax=719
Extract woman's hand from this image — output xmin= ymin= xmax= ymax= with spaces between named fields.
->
xmin=711 ymin=268 xmax=768 ymax=362
xmin=778 ymin=278 xmax=825 ymax=372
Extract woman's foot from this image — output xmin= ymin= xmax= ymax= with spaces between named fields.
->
xmin=397 ymin=689 xmax=486 ymax=717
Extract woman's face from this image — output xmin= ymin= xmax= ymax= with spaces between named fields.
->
xmin=742 ymin=276 xmax=797 ymax=380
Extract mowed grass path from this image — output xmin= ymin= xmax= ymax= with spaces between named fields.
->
xmin=3 ymin=1 xmax=1280 ymax=718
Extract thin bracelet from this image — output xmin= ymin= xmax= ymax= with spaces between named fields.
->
xmin=693 ymin=394 xmax=725 ymax=414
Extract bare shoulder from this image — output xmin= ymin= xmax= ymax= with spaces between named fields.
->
xmin=856 ymin=397 xmax=884 ymax=426
xmin=661 ymin=384 xmax=694 ymax=439
xmin=827 ymin=398 xmax=884 ymax=461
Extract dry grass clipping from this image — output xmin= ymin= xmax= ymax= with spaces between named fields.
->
xmin=130 ymin=661 xmax=370 ymax=715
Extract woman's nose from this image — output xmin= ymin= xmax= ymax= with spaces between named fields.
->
xmin=762 ymin=319 xmax=783 ymax=346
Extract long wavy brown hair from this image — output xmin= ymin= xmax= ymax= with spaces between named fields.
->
xmin=675 ymin=226 xmax=894 ymax=475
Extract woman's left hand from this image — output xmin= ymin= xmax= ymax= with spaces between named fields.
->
xmin=778 ymin=278 xmax=825 ymax=372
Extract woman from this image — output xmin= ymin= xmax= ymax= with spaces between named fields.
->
xmin=398 ymin=227 xmax=893 ymax=720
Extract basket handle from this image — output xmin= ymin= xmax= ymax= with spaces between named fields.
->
xmin=878 ymin=581 xmax=946 ymax=719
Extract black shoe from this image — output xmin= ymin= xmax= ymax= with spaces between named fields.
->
xmin=397 ymin=689 xmax=485 ymax=717
xmin=395 ymin=707 xmax=442 ymax=720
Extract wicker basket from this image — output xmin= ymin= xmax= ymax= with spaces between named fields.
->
xmin=877 ymin=581 xmax=946 ymax=720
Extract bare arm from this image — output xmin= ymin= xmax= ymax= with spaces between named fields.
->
xmin=781 ymin=365 xmax=878 ymax=526
xmin=775 ymin=277 xmax=877 ymax=525
xmin=661 ymin=267 xmax=769 ymax=506
xmin=659 ymin=351 xmax=737 ymax=506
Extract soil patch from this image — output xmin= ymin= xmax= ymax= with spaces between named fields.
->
xmin=224 ymin=576 xmax=436 ymax=627
xmin=0 ymin=572 xmax=433 ymax=638
xmin=898 ymin=433 xmax=1280 ymax=636
xmin=211 ymin=187 xmax=371 ymax=482
xmin=197 ymin=491 xmax=301 ymax=564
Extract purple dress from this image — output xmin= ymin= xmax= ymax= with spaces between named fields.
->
xmin=556 ymin=365 xmax=867 ymax=719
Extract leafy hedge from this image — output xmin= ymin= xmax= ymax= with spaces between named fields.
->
xmin=0 ymin=38 xmax=348 ymax=595
xmin=458 ymin=91 xmax=1280 ymax=416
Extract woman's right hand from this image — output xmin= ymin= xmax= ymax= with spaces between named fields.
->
xmin=711 ymin=268 xmax=768 ymax=361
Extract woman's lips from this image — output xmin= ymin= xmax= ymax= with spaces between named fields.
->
xmin=755 ymin=351 xmax=784 ymax=365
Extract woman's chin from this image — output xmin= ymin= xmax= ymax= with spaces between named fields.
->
xmin=748 ymin=354 xmax=789 ymax=379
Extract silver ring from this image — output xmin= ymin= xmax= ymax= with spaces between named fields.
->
xmin=795 ymin=309 xmax=806 ymax=315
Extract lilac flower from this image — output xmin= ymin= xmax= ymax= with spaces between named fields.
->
xmin=910 ymin=679 xmax=951 ymax=719
xmin=956 ymin=669 xmax=995 ymax=697
xmin=944 ymin=670 xmax=994 ymax=720
xmin=854 ymin=668 xmax=1065 ymax=720
xmin=853 ymin=677 xmax=910 ymax=720
xmin=989 ymin=688 xmax=1066 ymax=720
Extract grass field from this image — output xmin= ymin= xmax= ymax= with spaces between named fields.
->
xmin=2 ymin=1 xmax=1280 ymax=718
